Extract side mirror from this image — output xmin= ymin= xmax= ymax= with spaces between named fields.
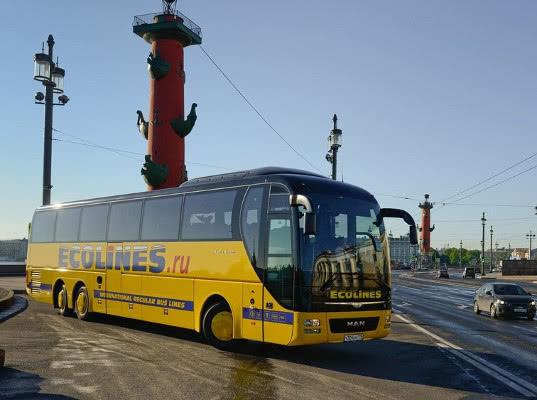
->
xmin=409 ymin=225 xmax=418 ymax=245
xmin=485 ymin=290 xmax=492 ymax=296
xmin=527 ymin=292 xmax=532 ymax=296
xmin=376 ymin=208 xmax=417 ymax=244
xmin=290 ymin=194 xmax=316 ymax=236
xmin=305 ymin=213 xmax=316 ymax=236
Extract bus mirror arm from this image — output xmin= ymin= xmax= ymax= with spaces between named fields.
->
xmin=305 ymin=213 xmax=316 ymax=236
xmin=375 ymin=208 xmax=418 ymax=245
xmin=290 ymin=194 xmax=316 ymax=235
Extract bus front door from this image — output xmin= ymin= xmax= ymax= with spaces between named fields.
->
xmin=262 ymin=216 xmax=295 ymax=345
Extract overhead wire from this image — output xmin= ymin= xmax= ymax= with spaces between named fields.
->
xmin=443 ymin=162 xmax=537 ymax=205
xmin=198 ymin=45 xmax=324 ymax=174
xmin=437 ymin=150 xmax=537 ymax=206
xmin=52 ymin=129 xmax=233 ymax=171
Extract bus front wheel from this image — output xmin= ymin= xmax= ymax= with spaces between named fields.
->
xmin=74 ymin=286 xmax=90 ymax=321
xmin=202 ymin=302 xmax=235 ymax=350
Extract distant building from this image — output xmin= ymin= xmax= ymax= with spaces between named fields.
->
xmin=0 ymin=239 xmax=28 ymax=261
xmin=389 ymin=233 xmax=418 ymax=266
xmin=483 ymin=247 xmax=511 ymax=267
xmin=511 ymin=248 xmax=529 ymax=260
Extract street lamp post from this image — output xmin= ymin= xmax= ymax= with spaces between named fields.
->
xmin=490 ymin=226 xmax=494 ymax=273
xmin=459 ymin=240 xmax=463 ymax=268
xmin=326 ymin=114 xmax=342 ymax=180
xmin=481 ymin=212 xmax=486 ymax=276
xmin=527 ymin=230 xmax=536 ymax=260
xmin=33 ymin=34 xmax=69 ymax=206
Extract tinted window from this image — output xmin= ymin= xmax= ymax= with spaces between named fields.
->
xmin=141 ymin=196 xmax=182 ymax=240
xmin=493 ymin=284 xmax=527 ymax=296
xmin=241 ymin=186 xmax=265 ymax=263
xmin=80 ymin=204 xmax=109 ymax=242
xmin=182 ymin=190 xmax=237 ymax=240
xmin=31 ymin=211 xmax=56 ymax=243
xmin=108 ymin=201 xmax=142 ymax=242
xmin=266 ymin=217 xmax=293 ymax=307
xmin=270 ymin=194 xmax=290 ymax=212
xmin=55 ymin=207 xmax=81 ymax=242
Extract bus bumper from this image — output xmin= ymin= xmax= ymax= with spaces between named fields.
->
xmin=288 ymin=309 xmax=391 ymax=346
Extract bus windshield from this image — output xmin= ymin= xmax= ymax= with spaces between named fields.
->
xmin=298 ymin=193 xmax=389 ymax=311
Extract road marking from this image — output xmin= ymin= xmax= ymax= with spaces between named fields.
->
xmin=394 ymin=311 xmax=537 ymax=398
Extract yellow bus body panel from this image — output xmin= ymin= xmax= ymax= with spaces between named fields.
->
xmin=26 ymin=240 xmax=390 ymax=345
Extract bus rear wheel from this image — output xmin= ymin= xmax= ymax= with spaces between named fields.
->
xmin=57 ymin=284 xmax=70 ymax=316
xmin=202 ymin=302 xmax=235 ymax=350
xmin=74 ymin=286 xmax=90 ymax=321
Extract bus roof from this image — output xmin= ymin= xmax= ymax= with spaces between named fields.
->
xmin=36 ymin=166 xmax=376 ymax=210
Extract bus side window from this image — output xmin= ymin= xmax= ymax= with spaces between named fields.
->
xmin=55 ymin=207 xmax=81 ymax=243
xmin=108 ymin=201 xmax=143 ymax=242
xmin=79 ymin=204 xmax=109 ymax=242
xmin=181 ymin=190 xmax=237 ymax=240
xmin=31 ymin=211 xmax=56 ymax=243
xmin=241 ymin=186 xmax=265 ymax=266
xmin=141 ymin=196 xmax=182 ymax=241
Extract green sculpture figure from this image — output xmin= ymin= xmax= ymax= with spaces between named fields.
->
xmin=147 ymin=51 xmax=170 ymax=80
xmin=171 ymin=103 xmax=197 ymax=138
xmin=141 ymin=154 xmax=168 ymax=187
xmin=136 ymin=110 xmax=149 ymax=140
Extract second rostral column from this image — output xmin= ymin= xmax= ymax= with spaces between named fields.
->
xmin=133 ymin=0 xmax=202 ymax=189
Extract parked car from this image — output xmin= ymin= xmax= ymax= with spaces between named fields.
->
xmin=473 ymin=283 xmax=536 ymax=320
xmin=462 ymin=267 xmax=475 ymax=279
xmin=437 ymin=267 xmax=449 ymax=279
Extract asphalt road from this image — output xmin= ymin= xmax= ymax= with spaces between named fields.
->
xmin=1 ymin=274 xmax=536 ymax=399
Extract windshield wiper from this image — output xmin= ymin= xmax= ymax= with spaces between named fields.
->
xmin=320 ymin=273 xmax=339 ymax=292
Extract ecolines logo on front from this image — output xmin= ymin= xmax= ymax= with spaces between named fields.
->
xmin=329 ymin=290 xmax=383 ymax=300
xmin=58 ymin=245 xmax=166 ymax=273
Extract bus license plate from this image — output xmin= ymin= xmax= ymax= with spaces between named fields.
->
xmin=514 ymin=308 xmax=526 ymax=313
xmin=344 ymin=334 xmax=363 ymax=342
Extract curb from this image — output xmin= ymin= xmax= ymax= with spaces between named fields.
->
xmin=0 ymin=288 xmax=14 ymax=309
xmin=0 ymin=295 xmax=29 ymax=324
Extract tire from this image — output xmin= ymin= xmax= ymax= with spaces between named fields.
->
xmin=528 ymin=313 xmax=535 ymax=321
xmin=202 ymin=302 xmax=235 ymax=350
xmin=490 ymin=304 xmax=497 ymax=319
xmin=474 ymin=301 xmax=481 ymax=315
xmin=74 ymin=286 xmax=90 ymax=321
xmin=57 ymin=284 xmax=70 ymax=316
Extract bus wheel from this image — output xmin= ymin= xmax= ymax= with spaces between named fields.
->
xmin=202 ymin=302 xmax=235 ymax=350
xmin=74 ymin=286 xmax=90 ymax=321
xmin=57 ymin=284 xmax=70 ymax=316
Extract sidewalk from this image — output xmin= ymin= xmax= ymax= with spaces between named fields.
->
xmin=0 ymin=276 xmax=25 ymax=294
xmin=480 ymin=272 xmax=537 ymax=283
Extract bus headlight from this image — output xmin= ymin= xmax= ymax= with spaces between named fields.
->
xmin=304 ymin=319 xmax=320 ymax=327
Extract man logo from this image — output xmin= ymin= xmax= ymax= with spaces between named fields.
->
xmin=347 ymin=320 xmax=366 ymax=328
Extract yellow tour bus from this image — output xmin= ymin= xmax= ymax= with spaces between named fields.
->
xmin=26 ymin=167 xmax=417 ymax=349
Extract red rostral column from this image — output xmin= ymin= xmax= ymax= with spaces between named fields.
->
xmin=133 ymin=0 xmax=201 ymax=190
xmin=418 ymin=194 xmax=435 ymax=253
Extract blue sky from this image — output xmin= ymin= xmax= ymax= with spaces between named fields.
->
xmin=1 ymin=0 xmax=537 ymax=249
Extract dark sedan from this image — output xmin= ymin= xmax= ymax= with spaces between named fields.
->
xmin=474 ymin=283 xmax=536 ymax=320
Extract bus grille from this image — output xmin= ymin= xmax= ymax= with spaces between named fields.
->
xmin=31 ymin=271 xmax=41 ymax=295
xmin=329 ymin=317 xmax=379 ymax=333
